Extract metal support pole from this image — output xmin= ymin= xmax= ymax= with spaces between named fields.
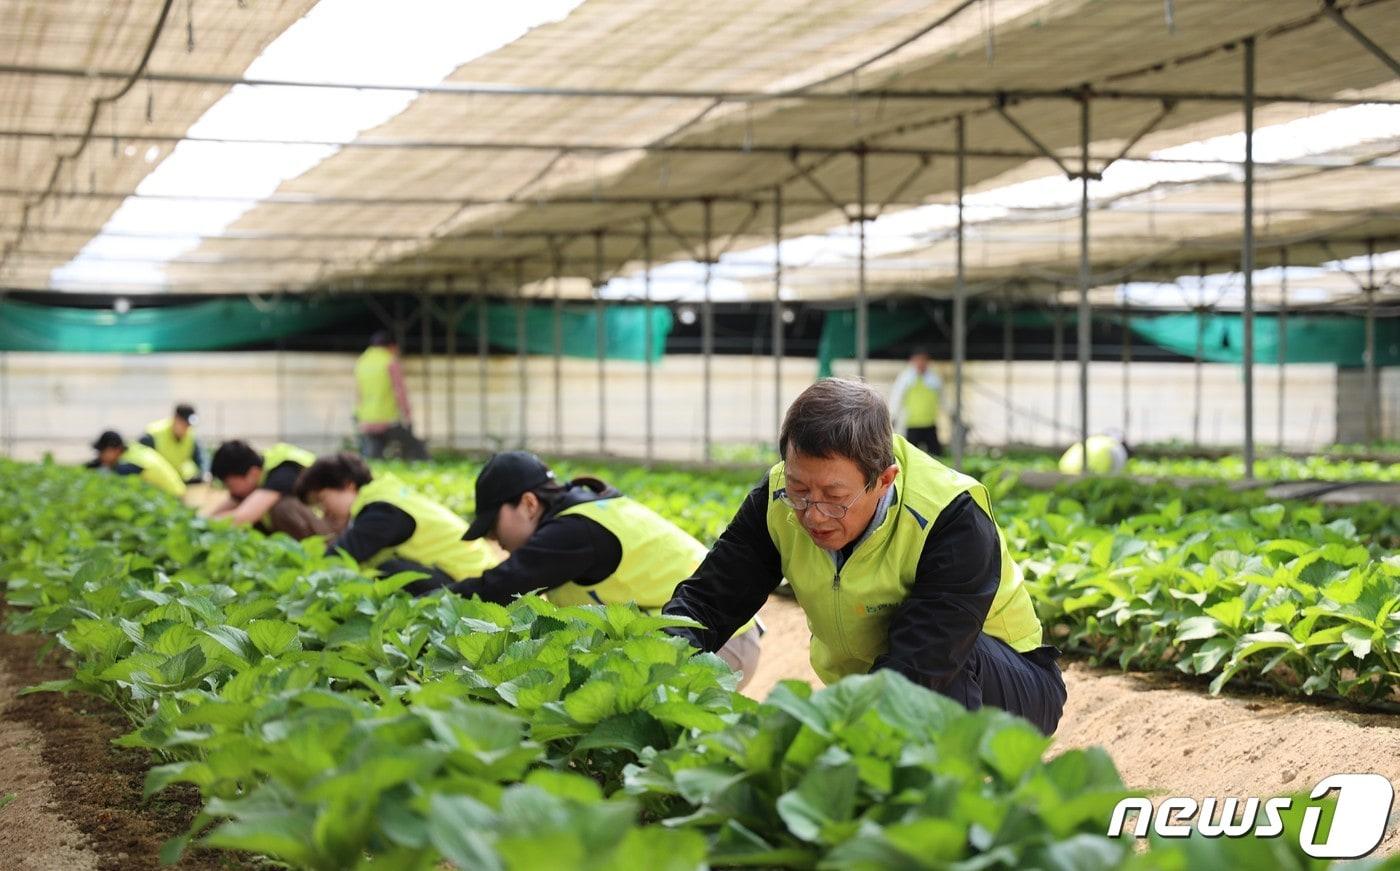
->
xmin=551 ymin=242 xmax=564 ymax=453
xmin=420 ymin=290 xmax=433 ymax=444
xmin=642 ymin=218 xmax=655 ymax=463
xmin=1193 ymin=305 xmax=1205 ymax=448
xmin=477 ymin=274 xmax=489 ymax=449
xmin=275 ymin=296 xmax=287 ymax=443
xmin=953 ymin=115 xmax=967 ymax=468
xmin=1366 ymin=239 xmax=1378 ymax=443
xmin=1121 ymin=294 xmax=1131 ymax=439
xmin=1242 ymin=36 xmax=1257 ymax=480
xmin=1076 ymin=96 xmax=1092 ymax=475
xmin=595 ymin=231 xmax=607 ymax=454
xmin=1003 ymin=291 xmax=1014 ymax=447
xmin=856 ymin=148 xmax=869 ymax=378
xmin=0 ymin=349 xmax=8 ymax=457
xmin=702 ymin=198 xmax=714 ymax=463
xmin=445 ymin=277 xmax=458 ymax=450
xmin=773 ymin=185 xmax=785 ymax=444
xmin=515 ymin=260 xmax=528 ymax=449
xmin=1052 ymin=307 xmax=1064 ymax=443
xmin=1277 ymin=247 xmax=1287 ymax=450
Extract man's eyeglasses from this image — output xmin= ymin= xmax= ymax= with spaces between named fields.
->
xmin=778 ymin=488 xmax=865 ymax=519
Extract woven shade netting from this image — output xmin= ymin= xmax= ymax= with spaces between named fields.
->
xmin=3 ymin=0 xmax=1399 ymax=301
xmin=745 ymin=130 xmax=1400 ymax=304
xmin=0 ymin=0 xmax=321 ymax=284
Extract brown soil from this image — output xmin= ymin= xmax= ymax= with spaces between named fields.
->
xmin=745 ymin=596 xmax=1400 ymax=856
xmin=0 ymin=627 xmax=264 ymax=870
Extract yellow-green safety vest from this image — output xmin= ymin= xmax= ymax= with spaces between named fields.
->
xmin=354 ymin=347 xmax=399 ymax=425
xmin=145 ymin=418 xmax=199 ymax=481
xmin=765 ymin=434 xmax=1043 ymax=684
xmin=551 ymin=497 xmax=708 ymax=608
xmin=1058 ymin=435 xmax=1123 ymax=475
xmin=120 ymin=442 xmax=187 ymax=498
xmin=350 ymin=474 xmax=499 ymax=581
xmin=903 ymin=377 xmax=941 ymax=428
xmin=553 ymin=497 xmax=759 ymax=636
xmin=258 ymin=443 xmax=316 ymax=488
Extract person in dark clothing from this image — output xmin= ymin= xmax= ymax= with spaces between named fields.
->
xmin=294 ymin=452 xmax=499 ymax=594
xmin=86 ymin=429 xmax=187 ymax=497
xmin=661 ymin=378 xmax=1066 ymax=734
xmin=445 ymin=451 xmax=763 ymax=688
xmin=205 ymin=440 xmax=332 ymax=539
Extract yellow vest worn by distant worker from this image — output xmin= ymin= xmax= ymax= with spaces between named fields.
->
xmin=145 ymin=417 xmax=199 ymax=480
xmin=1058 ymin=434 xmax=1124 ymax=475
xmin=258 ymin=443 xmax=316 ymax=487
xmin=903 ymin=376 xmax=941 ymax=429
xmin=354 ymin=346 xmax=399 ymax=425
xmin=121 ymin=442 xmax=187 ymax=498
xmin=765 ymin=434 xmax=1043 ymax=684
xmin=350 ymin=474 xmax=499 ymax=580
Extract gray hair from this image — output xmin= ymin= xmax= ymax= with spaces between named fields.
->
xmin=779 ymin=378 xmax=894 ymax=487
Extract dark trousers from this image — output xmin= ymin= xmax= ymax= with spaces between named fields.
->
xmin=378 ymin=557 xmax=455 ymax=595
xmin=359 ymin=424 xmax=429 ymax=460
xmin=906 ymin=425 xmax=942 ymax=456
xmin=939 ymin=633 xmax=1067 ymax=735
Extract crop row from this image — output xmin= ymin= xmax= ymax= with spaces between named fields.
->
xmin=1 ymin=459 xmax=1383 ymax=869
xmin=392 ymin=459 xmax=1400 ymax=706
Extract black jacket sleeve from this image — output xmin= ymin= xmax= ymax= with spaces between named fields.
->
xmin=331 ymin=502 xmax=417 ymax=564
xmin=260 ymin=462 xmax=302 ymax=496
xmin=661 ymin=479 xmax=782 ymax=651
xmin=446 ymin=516 xmax=622 ymax=605
xmin=872 ymin=491 xmax=1002 ymax=692
xmin=137 ymin=433 xmax=156 ymax=449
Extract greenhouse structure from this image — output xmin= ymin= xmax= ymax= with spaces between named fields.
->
xmin=1 ymin=1 xmax=1399 ymax=868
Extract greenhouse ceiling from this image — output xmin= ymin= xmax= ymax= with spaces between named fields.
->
xmin=1 ymin=0 xmax=1399 ymax=307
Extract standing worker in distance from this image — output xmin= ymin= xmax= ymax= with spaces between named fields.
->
xmin=140 ymin=403 xmax=204 ymax=482
xmin=295 ymin=452 xmax=499 ymax=594
xmin=86 ymin=430 xmax=187 ymax=498
xmin=889 ymin=348 xmax=944 ymax=456
xmin=354 ymin=331 xmax=427 ymax=460
xmin=447 ymin=452 xmax=764 ymax=689
xmin=662 ymin=378 xmax=1066 ymax=734
xmin=206 ymin=440 xmax=333 ymax=539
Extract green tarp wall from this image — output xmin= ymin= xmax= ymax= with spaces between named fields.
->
xmin=817 ymin=304 xmax=1400 ymax=374
xmin=0 ymin=297 xmax=672 ymax=362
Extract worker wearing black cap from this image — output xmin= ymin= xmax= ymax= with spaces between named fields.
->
xmin=295 ymin=452 xmax=500 ymax=594
xmin=86 ymin=430 xmax=187 ymax=498
xmin=449 ymin=451 xmax=763 ymax=689
xmin=139 ymin=403 xmax=204 ymax=483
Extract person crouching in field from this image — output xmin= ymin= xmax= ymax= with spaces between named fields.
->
xmin=661 ymin=378 xmax=1067 ymax=734
xmin=86 ymin=430 xmax=187 ymax=498
xmin=446 ymin=451 xmax=764 ymax=690
xmin=295 ymin=452 xmax=501 ymax=594
xmin=205 ymin=440 xmax=332 ymax=539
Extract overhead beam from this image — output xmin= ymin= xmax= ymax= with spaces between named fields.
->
xmin=2 ymin=61 xmax=1396 ymax=106
xmin=7 ymin=128 xmax=1398 ymax=170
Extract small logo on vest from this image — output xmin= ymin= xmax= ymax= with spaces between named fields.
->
xmin=860 ymin=602 xmax=897 ymax=616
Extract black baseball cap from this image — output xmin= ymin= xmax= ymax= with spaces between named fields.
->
xmin=92 ymin=430 xmax=125 ymax=451
xmin=174 ymin=403 xmax=198 ymax=424
xmin=464 ymin=451 xmax=556 ymax=540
